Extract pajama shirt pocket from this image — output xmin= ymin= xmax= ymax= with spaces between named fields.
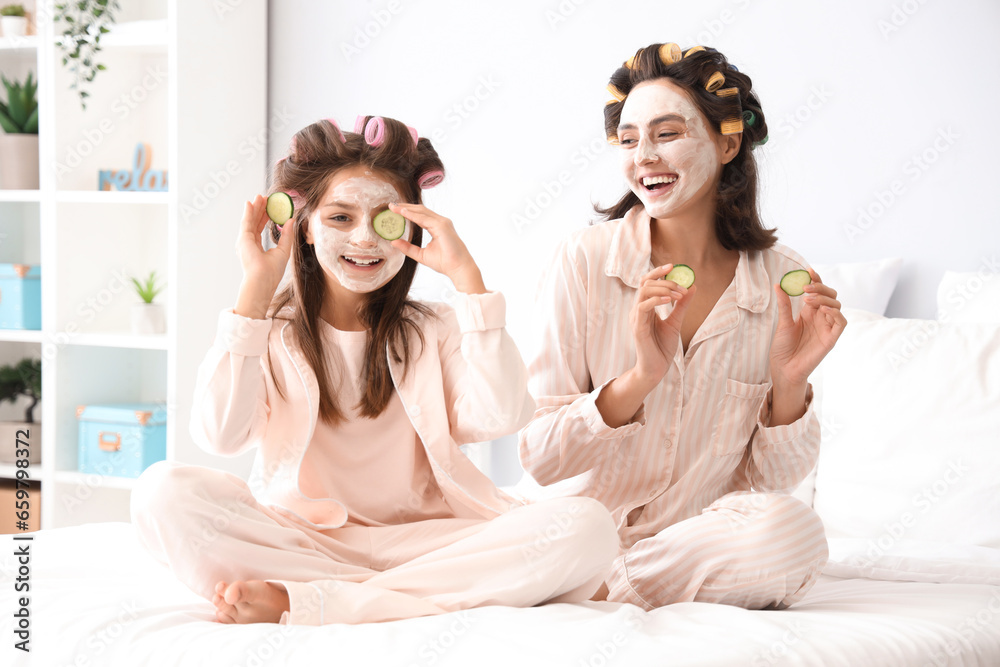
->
xmin=710 ymin=379 xmax=770 ymax=457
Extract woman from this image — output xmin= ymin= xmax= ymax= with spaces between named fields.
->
xmin=518 ymin=43 xmax=847 ymax=611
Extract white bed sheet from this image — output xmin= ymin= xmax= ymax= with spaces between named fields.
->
xmin=1 ymin=523 xmax=999 ymax=667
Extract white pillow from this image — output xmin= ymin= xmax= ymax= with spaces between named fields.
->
xmin=812 ymin=257 xmax=903 ymax=315
xmin=789 ymin=308 xmax=885 ymax=508
xmin=812 ymin=316 xmax=1000 ymax=582
xmin=937 ymin=269 xmax=1000 ymax=323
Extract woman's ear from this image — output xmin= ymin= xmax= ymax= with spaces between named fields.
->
xmin=719 ymin=132 xmax=742 ymax=165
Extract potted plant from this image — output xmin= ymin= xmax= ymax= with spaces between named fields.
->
xmin=0 ymin=71 xmax=39 ymax=190
xmin=55 ymin=0 xmax=120 ymax=110
xmin=130 ymin=270 xmax=166 ymax=335
xmin=0 ymin=357 xmax=41 ymax=464
xmin=0 ymin=4 xmax=28 ymax=38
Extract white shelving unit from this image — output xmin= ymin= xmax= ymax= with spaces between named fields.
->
xmin=0 ymin=0 xmax=267 ymax=530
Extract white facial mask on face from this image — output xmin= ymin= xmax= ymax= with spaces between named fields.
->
xmin=309 ymin=176 xmax=411 ymax=293
xmin=618 ymin=82 xmax=719 ymax=220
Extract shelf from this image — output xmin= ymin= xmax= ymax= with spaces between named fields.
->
xmin=0 ymin=329 xmax=43 ymax=343
xmin=0 ymin=462 xmax=25 ymax=479
xmin=54 ymin=19 xmax=167 ymax=52
xmin=0 ymin=35 xmax=38 ymax=52
xmin=0 ymin=190 xmax=42 ymax=202
xmin=55 ymin=190 xmax=169 ymax=204
xmin=54 ymin=470 xmax=136 ymax=490
xmin=67 ymin=331 xmax=168 ymax=350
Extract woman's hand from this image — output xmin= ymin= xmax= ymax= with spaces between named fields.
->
xmin=631 ymin=264 xmax=696 ymax=388
xmin=595 ymin=264 xmax=695 ymax=428
xmin=769 ymin=267 xmax=847 ymax=389
xmin=233 ymin=194 xmax=295 ymax=319
xmin=388 ymin=203 xmax=486 ymax=294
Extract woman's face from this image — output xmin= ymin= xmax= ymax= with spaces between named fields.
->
xmin=617 ymin=79 xmax=724 ymax=220
xmin=305 ymin=165 xmax=412 ymax=293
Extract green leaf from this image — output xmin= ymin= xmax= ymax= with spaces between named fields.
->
xmin=7 ymin=87 xmax=25 ymax=127
xmin=0 ymin=107 xmax=19 ymax=133
xmin=23 ymin=107 xmax=38 ymax=134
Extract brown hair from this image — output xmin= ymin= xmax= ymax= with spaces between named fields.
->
xmin=598 ymin=43 xmax=776 ymax=251
xmin=266 ymin=116 xmax=444 ymax=424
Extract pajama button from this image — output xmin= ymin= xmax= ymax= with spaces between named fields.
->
xmin=408 ymin=405 xmax=421 ymax=417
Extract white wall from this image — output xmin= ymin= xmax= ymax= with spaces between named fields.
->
xmin=267 ymin=0 xmax=1000 ymax=482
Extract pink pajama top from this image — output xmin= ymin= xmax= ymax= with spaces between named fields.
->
xmin=190 ymin=291 xmax=535 ymax=530
xmin=299 ymin=321 xmax=454 ymax=526
xmin=517 ymin=206 xmax=820 ymax=548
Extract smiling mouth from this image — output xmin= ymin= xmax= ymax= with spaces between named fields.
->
xmin=342 ymin=256 xmax=383 ymax=268
xmin=642 ymin=175 xmax=678 ymax=192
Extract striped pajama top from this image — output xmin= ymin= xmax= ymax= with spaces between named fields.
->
xmin=517 ymin=206 xmax=820 ymax=549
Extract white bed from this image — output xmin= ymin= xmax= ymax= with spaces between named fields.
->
xmin=3 ymin=266 xmax=1000 ymax=667
xmin=1 ymin=522 xmax=999 ymax=667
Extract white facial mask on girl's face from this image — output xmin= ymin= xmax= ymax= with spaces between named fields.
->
xmin=618 ymin=82 xmax=719 ymax=220
xmin=309 ymin=176 xmax=411 ymax=293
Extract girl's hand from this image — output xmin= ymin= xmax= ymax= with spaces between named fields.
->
xmin=630 ymin=264 xmax=696 ymax=388
xmin=234 ymin=194 xmax=295 ymax=318
xmin=388 ymin=203 xmax=486 ymax=294
xmin=769 ymin=268 xmax=847 ymax=388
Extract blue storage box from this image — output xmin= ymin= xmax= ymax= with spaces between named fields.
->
xmin=0 ymin=264 xmax=41 ymax=330
xmin=76 ymin=403 xmax=167 ymax=478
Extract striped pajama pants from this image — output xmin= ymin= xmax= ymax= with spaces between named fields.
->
xmin=605 ymin=491 xmax=828 ymax=610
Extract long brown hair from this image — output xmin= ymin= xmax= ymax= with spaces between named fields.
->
xmin=598 ymin=43 xmax=776 ymax=251
xmin=266 ymin=116 xmax=444 ymax=424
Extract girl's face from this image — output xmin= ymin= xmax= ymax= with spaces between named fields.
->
xmin=305 ymin=165 xmax=412 ymax=294
xmin=617 ymin=79 xmax=725 ymax=220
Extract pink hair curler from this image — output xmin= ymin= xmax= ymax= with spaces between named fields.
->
xmin=417 ymin=170 xmax=444 ymax=189
xmin=354 ymin=115 xmax=367 ymax=134
xmin=286 ymin=189 xmax=305 ymax=209
xmin=364 ymin=117 xmax=386 ymax=147
xmin=407 ymin=125 xmax=419 ymax=146
xmin=325 ymin=118 xmax=346 ymax=142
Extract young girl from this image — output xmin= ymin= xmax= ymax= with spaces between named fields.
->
xmin=518 ymin=43 xmax=847 ymax=611
xmin=131 ymin=115 xmax=618 ymax=625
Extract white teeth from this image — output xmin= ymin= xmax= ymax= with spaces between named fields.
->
xmin=642 ymin=175 xmax=678 ymax=186
xmin=344 ymin=257 xmax=381 ymax=266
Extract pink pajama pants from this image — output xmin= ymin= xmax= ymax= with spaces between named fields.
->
xmin=130 ymin=461 xmax=619 ymax=625
xmin=606 ymin=491 xmax=828 ymax=610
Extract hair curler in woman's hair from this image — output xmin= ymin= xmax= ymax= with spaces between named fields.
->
xmin=406 ymin=125 xmax=419 ymax=146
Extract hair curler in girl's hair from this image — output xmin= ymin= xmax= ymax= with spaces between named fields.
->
xmin=325 ymin=118 xmax=346 ymax=143
xmin=364 ymin=117 xmax=386 ymax=147
xmin=417 ymin=170 xmax=444 ymax=189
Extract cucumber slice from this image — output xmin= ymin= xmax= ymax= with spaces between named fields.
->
xmin=266 ymin=192 xmax=294 ymax=226
xmin=663 ymin=264 xmax=695 ymax=288
xmin=780 ymin=269 xmax=812 ymax=296
xmin=373 ymin=210 xmax=406 ymax=241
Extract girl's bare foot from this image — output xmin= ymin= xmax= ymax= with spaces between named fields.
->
xmin=211 ymin=580 xmax=289 ymax=624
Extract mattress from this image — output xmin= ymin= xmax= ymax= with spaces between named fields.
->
xmin=1 ymin=523 xmax=998 ymax=667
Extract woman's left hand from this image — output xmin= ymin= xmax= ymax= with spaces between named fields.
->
xmin=769 ymin=268 xmax=848 ymax=388
xmin=388 ymin=203 xmax=486 ymax=294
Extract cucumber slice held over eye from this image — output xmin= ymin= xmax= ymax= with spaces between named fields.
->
xmin=663 ymin=264 xmax=695 ymax=289
xmin=373 ymin=210 xmax=407 ymax=241
xmin=266 ymin=192 xmax=294 ymax=226
xmin=780 ymin=269 xmax=812 ymax=296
